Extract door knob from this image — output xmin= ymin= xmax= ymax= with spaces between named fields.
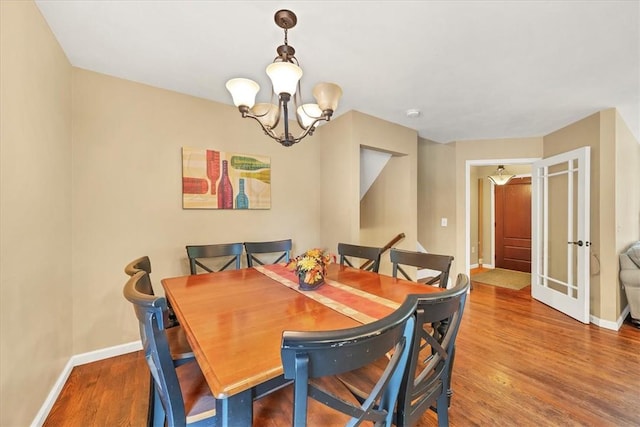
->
xmin=567 ymin=240 xmax=592 ymax=247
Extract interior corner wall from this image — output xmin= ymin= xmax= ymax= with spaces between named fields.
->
xmin=0 ymin=1 xmax=73 ymax=425
xmin=318 ymin=111 xmax=418 ymax=258
xmin=360 ymin=154 xmax=413 ymax=275
xmin=318 ymin=111 xmax=358 ymax=253
xmin=418 ymin=138 xmax=457 ymax=259
xmin=599 ymin=109 xmax=618 ymax=322
xmin=614 ymin=110 xmax=640 ymax=313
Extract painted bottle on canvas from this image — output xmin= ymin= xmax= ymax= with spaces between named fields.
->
xmin=217 ymin=160 xmax=233 ymax=209
xmin=206 ymin=150 xmax=220 ymax=195
xmin=235 ymin=178 xmax=249 ymax=209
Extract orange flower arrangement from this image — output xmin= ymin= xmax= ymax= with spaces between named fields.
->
xmin=286 ymin=248 xmax=334 ymax=285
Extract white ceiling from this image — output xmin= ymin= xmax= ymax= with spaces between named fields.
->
xmin=35 ymin=0 xmax=640 ymax=143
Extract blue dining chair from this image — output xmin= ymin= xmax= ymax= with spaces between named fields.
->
xmin=337 ymin=242 xmax=383 ymax=273
xmin=123 ymin=271 xmax=217 ymax=427
xmin=335 ymin=275 xmax=469 ymax=427
xmin=280 ymin=297 xmax=417 ymax=426
xmin=244 ymin=239 xmax=292 ymax=267
xmin=390 ymin=248 xmax=454 ymax=288
xmin=185 ymin=242 xmax=244 ymax=274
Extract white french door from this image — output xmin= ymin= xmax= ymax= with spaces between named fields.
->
xmin=531 ymin=147 xmax=590 ymax=323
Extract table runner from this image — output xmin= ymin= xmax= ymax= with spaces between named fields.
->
xmin=254 ymin=264 xmax=400 ymax=324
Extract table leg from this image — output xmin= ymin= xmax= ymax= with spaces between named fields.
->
xmin=216 ymin=389 xmax=252 ymax=427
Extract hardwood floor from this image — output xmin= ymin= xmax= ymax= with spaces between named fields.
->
xmin=43 ymin=351 xmax=149 ymax=426
xmin=44 ymin=281 xmax=640 ymax=426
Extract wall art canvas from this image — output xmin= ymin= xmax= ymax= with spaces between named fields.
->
xmin=182 ymin=147 xmax=271 ymax=209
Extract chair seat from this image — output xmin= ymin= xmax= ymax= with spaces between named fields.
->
xmin=166 ymin=326 xmax=194 ymax=361
xmin=175 ymin=361 xmax=217 ymax=424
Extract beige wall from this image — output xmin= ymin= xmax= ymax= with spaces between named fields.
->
xmin=599 ymin=109 xmax=618 ymax=320
xmin=72 ymin=69 xmax=324 ymax=353
xmin=319 ymin=111 xmax=418 ymax=265
xmin=0 ymin=2 xmax=72 ymax=425
xmin=361 ymin=153 xmax=414 ymax=275
xmin=417 ymin=138 xmax=457 ymax=258
xmin=318 ymin=112 xmax=359 ymax=251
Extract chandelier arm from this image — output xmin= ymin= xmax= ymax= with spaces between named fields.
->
xmin=239 ymin=108 xmax=330 ymax=146
xmin=239 ymin=110 xmax=281 ymax=141
xmin=290 ymin=116 xmax=331 ymax=142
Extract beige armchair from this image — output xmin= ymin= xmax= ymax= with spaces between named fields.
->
xmin=620 ymin=242 xmax=640 ymax=327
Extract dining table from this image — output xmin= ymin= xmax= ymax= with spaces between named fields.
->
xmin=161 ymin=262 xmax=441 ymax=426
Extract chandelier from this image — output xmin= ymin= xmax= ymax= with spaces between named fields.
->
xmin=225 ymin=10 xmax=343 ymax=147
xmin=488 ymin=165 xmax=515 ymax=186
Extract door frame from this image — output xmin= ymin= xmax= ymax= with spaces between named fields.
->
xmin=465 ymin=158 xmax=540 ymax=277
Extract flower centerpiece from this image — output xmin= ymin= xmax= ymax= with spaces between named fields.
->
xmin=286 ymin=248 xmax=334 ymax=290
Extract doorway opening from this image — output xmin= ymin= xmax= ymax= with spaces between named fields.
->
xmin=465 ymin=158 xmax=539 ymax=281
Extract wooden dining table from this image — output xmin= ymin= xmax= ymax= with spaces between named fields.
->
xmin=161 ymin=262 xmax=441 ymax=426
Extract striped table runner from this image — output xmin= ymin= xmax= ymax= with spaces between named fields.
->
xmin=254 ymin=264 xmax=400 ymax=324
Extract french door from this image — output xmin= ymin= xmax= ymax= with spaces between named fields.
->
xmin=531 ymin=147 xmax=590 ymax=323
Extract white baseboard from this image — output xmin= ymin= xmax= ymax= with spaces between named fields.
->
xmin=31 ymin=341 xmax=142 ymax=427
xmin=71 ymin=340 xmax=142 ymax=366
xmin=470 ymin=263 xmax=479 ymax=269
xmin=589 ymin=305 xmax=630 ymax=331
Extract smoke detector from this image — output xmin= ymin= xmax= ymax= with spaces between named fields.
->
xmin=406 ymin=109 xmax=421 ymax=118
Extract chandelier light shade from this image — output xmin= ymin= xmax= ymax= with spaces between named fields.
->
xmin=265 ymin=62 xmax=302 ymax=96
xmin=297 ymin=104 xmax=323 ymax=128
xmin=225 ymin=78 xmax=260 ymax=109
xmin=488 ymin=165 xmax=516 ymax=185
xmin=225 ymin=9 xmax=343 ymax=147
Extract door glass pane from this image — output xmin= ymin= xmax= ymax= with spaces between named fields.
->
xmin=570 ymin=164 xmax=579 ymax=298
xmin=547 ymin=162 xmax=568 ymax=295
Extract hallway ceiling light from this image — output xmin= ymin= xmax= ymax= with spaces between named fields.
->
xmin=488 ymin=165 xmax=515 ymax=185
xmin=225 ymin=9 xmax=343 ymax=147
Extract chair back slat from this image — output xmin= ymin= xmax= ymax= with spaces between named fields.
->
xmin=186 ymin=243 xmax=244 ymax=274
xmin=281 ymin=297 xmax=417 ymax=427
xmin=245 ymin=239 xmax=292 ymax=267
xmin=337 ymin=242 xmax=382 ymax=273
xmin=390 ymin=248 xmax=454 ymax=288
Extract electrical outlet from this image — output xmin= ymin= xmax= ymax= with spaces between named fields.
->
xmin=471 ymin=246 xmax=475 ymax=253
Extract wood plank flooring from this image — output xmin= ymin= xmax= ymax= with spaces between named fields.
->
xmin=44 ymin=281 xmax=640 ymax=426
